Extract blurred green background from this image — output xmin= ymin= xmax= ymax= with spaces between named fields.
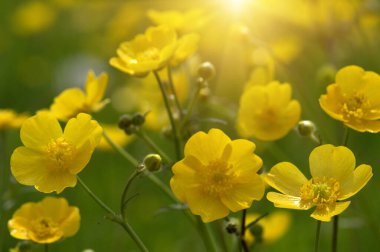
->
xmin=1 ymin=0 xmax=380 ymax=251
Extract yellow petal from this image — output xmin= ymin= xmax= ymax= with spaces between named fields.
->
xmin=85 ymin=70 xmax=108 ymax=109
xmin=266 ymin=192 xmax=306 ymax=210
xmin=309 ymin=144 xmax=355 ymax=183
xmin=184 ymin=128 xmax=230 ymax=164
xmin=63 ymin=113 xmax=102 ymax=149
xmin=35 ymin=171 xmax=77 ymax=193
xmin=336 ymin=65 xmax=365 ymax=96
xmin=170 ymin=159 xmax=199 ymax=201
xmin=345 ymin=119 xmax=380 ymax=133
xmin=11 ymin=147 xmax=49 ymax=186
xmin=225 ymin=139 xmax=257 ymax=164
xmin=339 ymin=164 xmax=372 ymax=200
xmin=264 ymin=162 xmax=307 ymax=196
xmin=60 ymin=206 xmax=80 ymax=237
xmin=20 ymin=112 xmax=62 ymax=151
xmin=310 ymin=201 xmax=351 ymax=222
xmin=50 ymin=88 xmax=86 ymax=121
xmin=319 ymin=84 xmax=346 ymax=122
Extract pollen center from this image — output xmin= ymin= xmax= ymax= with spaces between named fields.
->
xmin=300 ymin=177 xmax=340 ymax=215
xmin=46 ymin=137 xmax=76 ymax=169
xmin=137 ymin=47 xmax=160 ymax=62
xmin=341 ymin=94 xmax=369 ymax=120
xmin=31 ymin=217 xmax=60 ymax=241
xmin=202 ymin=160 xmax=234 ymax=196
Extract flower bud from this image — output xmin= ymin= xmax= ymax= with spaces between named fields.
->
xmin=132 ymin=113 xmax=145 ymax=126
xmin=297 ymin=120 xmax=316 ymax=137
xmin=249 ymin=224 xmax=264 ymax=243
xmin=198 ymin=61 xmax=216 ymax=80
xmin=143 ymin=154 xmax=162 ymax=172
xmin=225 ymin=217 xmax=239 ymax=234
xmin=118 ymin=114 xmax=133 ymax=130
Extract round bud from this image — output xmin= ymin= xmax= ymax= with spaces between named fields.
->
xmin=143 ymin=154 xmax=162 ymax=172
xmin=249 ymin=224 xmax=264 ymax=243
xmin=118 ymin=114 xmax=132 ymax=130
xmin=132 ymin=113 xmax=145 ymax=126
xmin=198 ymin=61 xmax=216 ymax=80
xmin=297 ymin=120 xmax=316 ymax=137
xmin=225 ymin=217 xmax=239 ymax=234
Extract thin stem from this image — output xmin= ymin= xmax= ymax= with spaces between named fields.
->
xmin=153 ymin=70 xmax=181 ymax=159
xmin=332 ymin=215 xmax=339 ymax=252
xmin=180 ymin=83 xmax=202 ymax=130
xmin=196 ymin=216 xmax=219 ymax=252
xmin=167 ymin=66 xmax=183 ymax=119
xmin=120 ymin=169 xmax=141 ymax=220
xmin=44 ymin=244 xmax=49 ymax=252
xmin=120 ymin=221 xmax=149 ymax=252
xmin=103 ymin=131 xmax=138 ymax=166
xmin=136 ymin=130 xmax=173 ymax=164
xmin=77 ymin=176 xmax=116 ymax=216
xmin=217 ymin=220 xmax=230 ymax=252
xmin=315 ymin=220 xmax=321 ymax=252
xmin=245 ymin=212 xmax=269 ymax=229
xmin=240 ymin=209 xmax=250 ymax=252
xmin=341 ymin=126 xmax=349 ymax=147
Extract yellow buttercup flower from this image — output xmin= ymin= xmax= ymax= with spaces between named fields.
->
xmin=237 ymin=81 xmax=301 ymax=141
xmin=264 ymin=144 xmax=372 ymax=221
xmin=319 ymin=65 xmax=380 ymax=132
xmin=147 ymin=9 xmax=206 ymax=33
xmin=245 ymin=211 xmax=291 ymax=245
xmin=0 ymin=109 xmax=28 ymax=130
xmin=170 ymin=33 xmax=200 ymax=67
xmin=50 ymin=70 xmax=108 ymax=121
xmin=11 ymin=112 xmax=102 ymax=193
xmin=110 ymin=26 xmax=178 ymax=77
xmin=8 ymin=197 xmax=80 ymax=244
xmin=170 ymin=128 xmax=265 ymax=222
xmin=97 ymin=124 xmax=134 ymax=151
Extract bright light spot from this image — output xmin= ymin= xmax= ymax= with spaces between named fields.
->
xmin=225 ymin=0 xmax=246 ymax=12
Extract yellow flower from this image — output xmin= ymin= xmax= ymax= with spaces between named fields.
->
xmin=170 ymin=33 xmax=200 ymax=67
xmin=8 ymin=197 xmax=80 ymax=244
xmin=264 ymin=144 xmax=372 ymax=221
xmin=11 ymin=112 xmax=102 ymax=193
xmin=0 ymin=109 xmax=29 ymax=130
xmin=147 ymin=9 xmax=206 ymax=33
xmin=97 ymin=125 xmax=134 ymax=151
xmin=109 ymin=26 xmax=178 ymax=77
xmin=237 ymin=81 xmax=301 ymax=141
xmin=319 ymin=65 xmax=380 ymax=132
xmin=170 ymin=128 xmax=265 ymax=222
xmin=50 ymin=70 xmax=109 ymax=121
xmin=245 ymin=211 xmax=291 ymax=245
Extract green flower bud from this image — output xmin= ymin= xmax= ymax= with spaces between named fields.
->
xmin=297 ymin=120 xmax=316 ymax=137
xmin=118 ymin=114 xmax=133 ymax=130
xmin=143 ymin=154 xmax=162 ymax=172
xmin=132 ymin=113 xmax=145 ymax=126
xmin=198 ymin=61 xmax=216 ymax=80
xmin=249 ymin=224 xmax=264 ymax=243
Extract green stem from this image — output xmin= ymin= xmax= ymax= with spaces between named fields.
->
xmin=77 ymin=176 xmax=149 ymax=252
xmin=245 ymin=212 xmax=269 ymax=229
xmin=180 ymin=82 xmax=202 ymax=130
xmin=153 ymin=70 xmax=181 ymax=160
xmin=341 ymin=126 xmax=349 ymax=147
xmin=120 ymin=169 xmax=142 ymax=220
xmin=196 ymin=216 xmax=219 ymax=252
xmin=44 ymin=244 xmax=48 ymax=252
xmin=167 ymin=66 xmax=183 ymax=119
xmin=103 ymin=131 xmax=138 ymax=166
xmin=240 ymin=209 xmax=250 ymax=252
xmin=315 ymin=220 xmax=321 ymax=252
xmin=217 ymin=220 xmax=230 ymax=252
xmin=136 ymin=130 xmax=173 ymax=164
xmin=332 ymin=215 xmax=339 ymax=252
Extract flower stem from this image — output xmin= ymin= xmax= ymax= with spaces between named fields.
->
xmin=153 ymin=70 xmax=181 ymax=159
xmin=341 ymin=126 xmax=349 ymax=146
xmin=135 ymin=129 xmax=173 ymax=164
xmin=120 ymin=169 xmax=142 ymax=220
xmin=240 ymin=209 xmax=250 ymax=252
xmin=77 ymin=176 xmax=149 ymax=252
xmin=44 ymin=244 xmax=49 ymax=252
xmin=167 ymin=66 xmax=183 ymax=119
xmin=103 ymin=131 xmax=138 ymax=166
xmin=180 ymin=82 xmax=202 ymax=130
xmin=196 ymin=216 xmax=219 ymax=252
xmin=332 ymin=215 xmax=339 ymax=252
xmin=315 ymin=220 xmax=321 ymax=252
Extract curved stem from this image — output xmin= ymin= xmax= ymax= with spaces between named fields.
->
xmin=315 ymin=220 xmax=321 ymax=252
xmin=153 ymin=70 xmax=181 ymax=159
xmin=136 ymin=130 xmax=173 ymax=164
xmin=167 ymin=66 xmax=183 ymax=119
xmin=120 ymin=169 xmax=141 ymax=220
xmin=103 ymin=131 xmax=138 ymax=166
xmin=332 ymin=215 xmax=339 ymax=252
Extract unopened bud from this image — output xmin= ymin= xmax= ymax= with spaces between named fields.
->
xmin=143 ymin=154 xmax=162 ymax=172
xmin=297 ymin=120 xmax=316 ymax=137
xmin=225 ymin=217 xmax=239 ymax=234
xmin=249 ymin=224 xmax=264 ymax=243
xmin=198 ymin=61 xmax=216 ymax=80
xmin=118 ymin=114 xmax=133 ymax=130
xmin=132 ymin=113 xmax=145 ymax=126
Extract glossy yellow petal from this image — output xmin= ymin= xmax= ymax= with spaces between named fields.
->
xmin=63 ymin=113 xmax=102 ymax=149
xmin=60 ymin=207 xmax=80 ymax=237
xmin=336 ymin=65 xmax=365 ymax=95
xmin=11 ymin=147 xmax=49 ymax=186
xmin=309 ymin=144 xmax=355 ymax=183
xmin=85 ymin=70 xmax=108 ymax=110
xmin=339 ymin=164 xmax=372 ymax=200
xmin=264 ymin=162 xmax=307 ymax=196
xmin=319 ymin=84 xmax=346 ymax=122
xmin=35 ymin=171 xmax=77 ymax=193
xmin=50 ymin=88 xmax=86 ymax=121
xmin=267 ymin=192 xmax=306 ymax=210
xmin=345 ymin=119 xmax=380 ymax=133
xmin=225 ymin=139 xmax=257 ymax=164
xmin=310 ymin=201 xmax=351 ymax=222
xmin=170 ymin=33 xmax=200 ymax=66
xmin=20 ymin=112 xmax=62 ymax=151
xmin=184 ymin=128 xmax=230 ymax=164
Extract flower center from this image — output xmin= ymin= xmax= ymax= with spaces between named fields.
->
xmin=46 ymin=137 xmax=76 ymax=169
xmin=31 ymin=217 xmax=60 ymax=241
xmin=300 ymin=177 xmax=340 ymax=214
xmin=202 ymin=160 xmax=234 ymax=196
xmin=137 ymin=47 xmax=160 ymax=62
xmin=341 ymin=94 xmax=369 ymax=120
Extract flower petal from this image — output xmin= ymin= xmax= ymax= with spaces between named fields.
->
xmin=60 ymin=206 xmax=80 ymax=237
xmin=339 ymin=164 xmax=372 ymax=200
xmin=309 ymin=144 xmax=355 ymax=183
xmin=266 ymin=192 xmax=306 ymax=210
xmin=50 ymin=88 xmax=86 ymax=121
xmin=264 ymin=162 xmax=307 ymax=196
xmin=35 ymin=171 xmax=77 ymax=194
xmin=345 ymin=119 xmax=380 ymax=133
xmin=336 ymin=65 xmax=365 ymax=96
xmin=20 ymin=112 xmax=62 ymax=151
xmin=310 ymin=201 xmax=351 ymax=222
